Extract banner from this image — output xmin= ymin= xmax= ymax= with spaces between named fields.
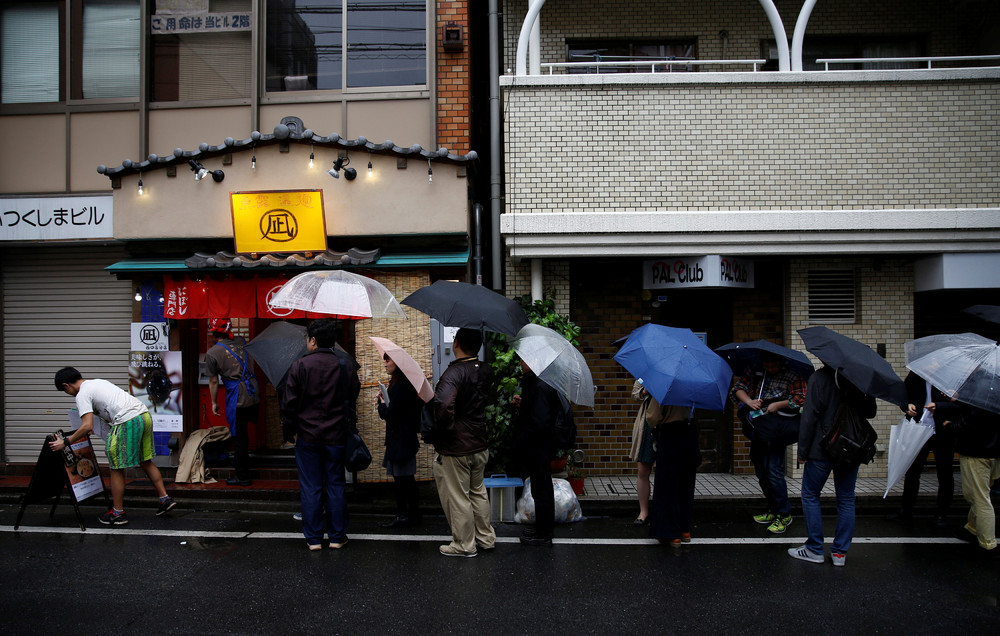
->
xmin=164 ymin=278 xmax=209 ymax=319
xmin=129 ymin=351 xmax=183 ymax=432
xmin=230 ymin=190 xmax=327 ymax=255
xmin=207 ymin=278 xmax=257 ymax=318
xmin=257 ymin=278 xmax=306 ymax=319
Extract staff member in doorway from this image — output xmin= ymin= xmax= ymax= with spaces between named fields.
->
xmin=206 ymin=319 xmax=259 ymax=486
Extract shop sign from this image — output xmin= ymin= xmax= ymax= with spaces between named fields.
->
xmin=131 ymin=322 xmax=169 ymax=352
xmin=643 ymin=256 xmax=754 ymax=290
xmin=0 ymin=196 xmax=113 ymax=241
xmin=151 ymin=12 xmax=252 ymax=34
xmin=129 ymin=351 xmax=183 ymax=432
xmin=230 ymin=190 xmax=327 ymax=255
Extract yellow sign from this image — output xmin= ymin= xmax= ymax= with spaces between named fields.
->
xmin=230 ymin=190 xmax=327 ymax=254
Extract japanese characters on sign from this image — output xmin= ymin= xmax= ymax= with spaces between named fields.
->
xmin=643 ymin=256 xmax=755 ymax=290
xmin=0 ymin=196 xmax=113 ymax=241
xmin=129 ymin=351 xmax=184 ymax=432
xmin=131 ymin=322 xmax=170 ymax=352
xmin=230 ymin=190 xmax=327 ymax=255
xmin=151 ymin=12 xmax=252 ymax=34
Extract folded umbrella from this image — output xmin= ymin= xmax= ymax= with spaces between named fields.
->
xmin=714 ymin=339 xmax=814 ymax=379
xmin=797 ymin=326 xmax=907 ymax=407
xmin=402 ymin=280 xmax=529 ymax=336
xmin=883 ymin=410 xmax=936 ymax=498
xmin=905 ymin=332 xmax=1000 ymax=415
xmin=614 ymin=324 xmax=733 ymax=412
xmin=511 ymin=323 xmax=595 ymax=407
xmin=268 ymin=270 xmax=406 ymax=319
xmin=369 ymin=336 xmax=434 ymax=403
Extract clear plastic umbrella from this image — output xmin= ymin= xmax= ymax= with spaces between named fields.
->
xmin=883 ymin=409 xmax=936 ymax=498
xmin=268 ymin=270 xmax=406 ymax=319
xmin=511 ymin=323 xmax=595 ymax=407
xmin=905 ymin=332 xmax=1000 ymax=415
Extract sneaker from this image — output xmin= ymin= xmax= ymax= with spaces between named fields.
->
xmin=753 ymin=512 xmax=776 ymax=525
xmin=98 ymin=509 xmax=128 ymax=526
xmin=439 ymin=544 xmax=477 ymax=558
xmin=832 ymin=552 xmax=846 ymax=567
xmin=329 ymin=538 xmax=348 ymax=549
xmin=788 ymin=545 xmax=824 ymax=563
xmin=155 ymin=496 xmax=177 ymax=516
xmin=292 ymin=513 xmax=302 ymax=521
xmin=476 ymin=542 xmax=496 ymax=552
xmin=767 ymin=515 xmax=792 ymax=534
xmin=681 ymin=532 xmax=691 ymax=544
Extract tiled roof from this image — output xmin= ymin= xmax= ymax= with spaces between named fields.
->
xmin=97 ymin=117 xmax=478 ymax=178
xmin=183 ymin=248 xmax=380 ymax=269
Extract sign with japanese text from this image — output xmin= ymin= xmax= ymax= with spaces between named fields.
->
xmin=643 ymin=256 xmax=755 ymax=290
xmin=164 ymin=278 xmax=208 ymax=319
xmin=230 ymin=190 xmax=327 ymax=255
xmin=0 ymin=196 xmax=113 ymax=241
xmin=129 ymin=351 xmax=183 ymax=432
xmin=62 ymin=437 xmax=104 ymax=502
xmin=131 ymin=322 xmax=169 ymax=351
xmin=151 ymin=12 xmax=252 ymax=34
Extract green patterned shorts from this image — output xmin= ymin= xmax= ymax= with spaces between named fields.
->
xmin=106 ymin=412 xmax=154 ymax=469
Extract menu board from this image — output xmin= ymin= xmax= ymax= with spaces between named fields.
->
xmin=62 ymin=438 xmax=104 ymax=502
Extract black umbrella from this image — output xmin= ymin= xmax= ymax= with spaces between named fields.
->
xmin=246 ymin=321 xmax=356 ymax=392
xmin=401 ymin=281 xmax=529 ymax=337
xmin=797 ymin=326 xmax=907 ymax=407
xmin=715 ymin=340 xmax=814 ymax=379
xmin=963 ymin=305 xmax=1000 ymax=324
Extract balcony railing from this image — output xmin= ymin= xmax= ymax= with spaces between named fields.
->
xmin=816 ymin=54 xmax=1000 ymax=71
xmin=541 ymin=58 xmax=768 ymax=74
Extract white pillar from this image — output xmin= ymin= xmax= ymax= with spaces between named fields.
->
xmin=758 ymin=0 xmax=790 ymax=72
xmin=516 ymin=0 xmax=547 ymax=76
xmin=531 ymin=259 xmax=543 ymax=302
xmin=791 ymin=0 xmax=819 ymax=72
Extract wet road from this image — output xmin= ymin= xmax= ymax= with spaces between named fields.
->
xmin=1 ymin=503 xmax=996 ymax=635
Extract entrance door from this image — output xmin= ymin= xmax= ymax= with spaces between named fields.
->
xmin=656 ymin=289 xmax=734 ymax=472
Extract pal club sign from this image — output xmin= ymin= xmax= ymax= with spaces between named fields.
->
xmin=643 ymin=256 xmax=754 ymax=290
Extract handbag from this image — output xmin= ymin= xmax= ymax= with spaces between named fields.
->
xmin=820 ymin=399 xmax=878 ymax=464
xmin=419 ymin=403 xmax=439 ymax=445
xmin=345 ymin=430 xmax=372 ymax=472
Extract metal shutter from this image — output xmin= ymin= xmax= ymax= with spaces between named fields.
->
xmin=2 ymin=245 xmax=130 ymax=463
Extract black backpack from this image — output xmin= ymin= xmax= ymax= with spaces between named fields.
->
xmin=552 ymin=393 xmax=576 ymax=452
xmin=820 ymin=394 xmax=878 ymax=464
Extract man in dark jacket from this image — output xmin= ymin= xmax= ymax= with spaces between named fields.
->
xmin=512 ymin=360 xmax=561 ymax=546
xmin=281 ymin=318 xmax=360 ymax=551
xmin=931 ymin=398 xmax=1000 ymax=554
xmin=430 ymin=328 xmax=496 ymax=557
xmin=788 ymin=365 xmax=876 ymax=567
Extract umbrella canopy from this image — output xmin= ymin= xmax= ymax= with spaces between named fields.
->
xmin=268 ymin=270 xmax=406 ymax=319
xmin=511 ymin=323 xmax=595 ymax=407
xmin=714 ymin=340 xmax=814 ymax=379
xmin=613 ymin=324 xmax=733 ymax=411
xmin=797 ymin=326 xmax=908 ymax=407
xmin=369 ymin=336 xmax=434 ymax=402
xmin=883 ymin=410 xmax=936 ymax=498
xmin=904 ymin=332 xmax=1000 ymax=415
xmin=962 ymin=305 xmax=1000 ymax=324
xmin=246 ymin=321 xmax=356 ymax=391
xmin=401 ymin=280 xmax=529 ymax=336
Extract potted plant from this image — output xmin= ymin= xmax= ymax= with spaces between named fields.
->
xmin=566 ymin=454 xmax=585 ymax=495
xmin=550 ymin=448 xmax=568 ymax=474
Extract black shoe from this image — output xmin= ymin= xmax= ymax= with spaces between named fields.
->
xmin=379 ymin=515 xmax=411 ymax=529
xmin=520 ymin=534 xmax=552 ymax=547
xmin=633 ymin=517 xmax=649 ymax=526
xmin=226 ymin=477 xmax=252 ymax=486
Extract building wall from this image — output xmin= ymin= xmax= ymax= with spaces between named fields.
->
xmin=436 ymin=0 xmax=471 ymax=154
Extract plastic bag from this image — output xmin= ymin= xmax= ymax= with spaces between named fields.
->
xmin=514 ymin=477 xmax=584 ymax=524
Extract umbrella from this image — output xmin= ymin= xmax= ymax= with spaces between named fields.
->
xmin=883 ymin=409 xmax=936 ymax=498
xmin=401 ymin=280 xmax=529 ymax=336
xmin=268 ymin=270 xmax=406 ymax=319
xmin=797 ymin=326 xmax=908 ymax=407
xmin=714 ymin=340 xmax=814 ymax=379
xmin=369 ymin=336 xmax=434 ymax=403
xmin=904 ymin=332 xmax=1000 ymax=415
xmin=613 ymin=324 xmax=733 ymax=411
xmin=962 ymin=305 xmax=1000 ymax=324
xmin=511 ymin=323 xmax=595 ymax=407
xmin=246 ymin=321 xmax=356 ymax=391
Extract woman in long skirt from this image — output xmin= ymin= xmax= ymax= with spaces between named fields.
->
xmin=649 ymin=404 xmax=701 ymax=546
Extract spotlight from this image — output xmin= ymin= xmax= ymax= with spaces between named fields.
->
xmin=328 ymin=156 xmax=356 ymax=180
xmin=188 ymin=159 xmax=208 ymax=181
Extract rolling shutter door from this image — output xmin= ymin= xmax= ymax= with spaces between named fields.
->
xmin=2 ymin=245 xmax=130 ymax=463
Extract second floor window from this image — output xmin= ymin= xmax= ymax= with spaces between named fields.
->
xmin=2 ymin=2 xmax=62 ymax=104
xmin=74 ymin=0 xmax=140 ymax=100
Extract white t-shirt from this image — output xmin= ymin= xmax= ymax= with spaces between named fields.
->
xmin=75 ymin=379 xmax=147 ymax=436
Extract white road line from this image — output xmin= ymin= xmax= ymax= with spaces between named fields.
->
xmin=0 ymin=526 xmax=966 ymax=545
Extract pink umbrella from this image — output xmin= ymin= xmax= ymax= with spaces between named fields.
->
xmin=369 ymin=336 xmax=434 ymax=402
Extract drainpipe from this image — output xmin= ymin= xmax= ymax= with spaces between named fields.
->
xmin=489 ymin=0 xmax=503 ymax=290
xmin=515 ymin=0 xmax=548 ymax=75
xmin=472 ymin=203 xmax=484 ymax=286
xmin=531 ymin=259 xmax=543 ymax=302
xmin=758 ymin=0 xmax=790 ymax=72
xmin=790 ymin=0 xmax=818 ymax=72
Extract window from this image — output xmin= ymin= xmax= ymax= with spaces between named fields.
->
xmin=150 ymin=0 xmax=253 ymax=102
xmin=1 ymin=2 xmax=62 ymax=104
xmin=808 ymin=270 xmax=856 ymax=324
xmin=566 ymin=40 xmax=696 ymax=74
xmin=266 ymin=0 xmax=426 ymax=93
xmin=73 ymin=0 xmax=140 ymax=100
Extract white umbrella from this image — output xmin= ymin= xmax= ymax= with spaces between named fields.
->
xmin=883 ymin=409 xmax=936 ymax=498
xmin=905 ymin=332 xmax=1000 ymax=415
xmin=511 ymin=323 xmax=595 ymax=407
xmin=268 ymin=270 xmax=406 ymax=319
xmin=369 ymin=336 xmax=434 ymax=402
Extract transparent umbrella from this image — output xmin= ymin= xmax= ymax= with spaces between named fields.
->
xmin=883 ymin=409 xmax=936 ymax=498
xmin=268 ymin=270 xmax=406 ymax=319
xmin=905 ymin=332 xmax=1000 ymax=415
xmin=511 ymin=323 xmax=595 ymax=407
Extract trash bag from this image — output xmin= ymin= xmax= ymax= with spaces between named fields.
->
xmin=514 ymin=477 xmax=584 ymax=524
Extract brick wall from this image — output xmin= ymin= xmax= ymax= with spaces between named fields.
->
xmin=436 ymin=0 xmax=471 ymax=154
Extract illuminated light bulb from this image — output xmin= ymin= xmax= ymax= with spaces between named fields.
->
xmin=134 ymin=291 xmax=142 ymax=302
xmin=137 ymin=177 xmax=144 ymax=196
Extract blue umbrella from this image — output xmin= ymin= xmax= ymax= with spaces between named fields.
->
xmin=715 ymin=340 xmax=814 ymax=379
xmin=614 ymin=324 xmax=733 ymax=411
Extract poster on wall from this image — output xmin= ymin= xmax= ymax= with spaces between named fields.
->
xmin=131 ymin=322 xmax=169 ymax=351
xmin=129 ymin=351 xmax=183 ymax=432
